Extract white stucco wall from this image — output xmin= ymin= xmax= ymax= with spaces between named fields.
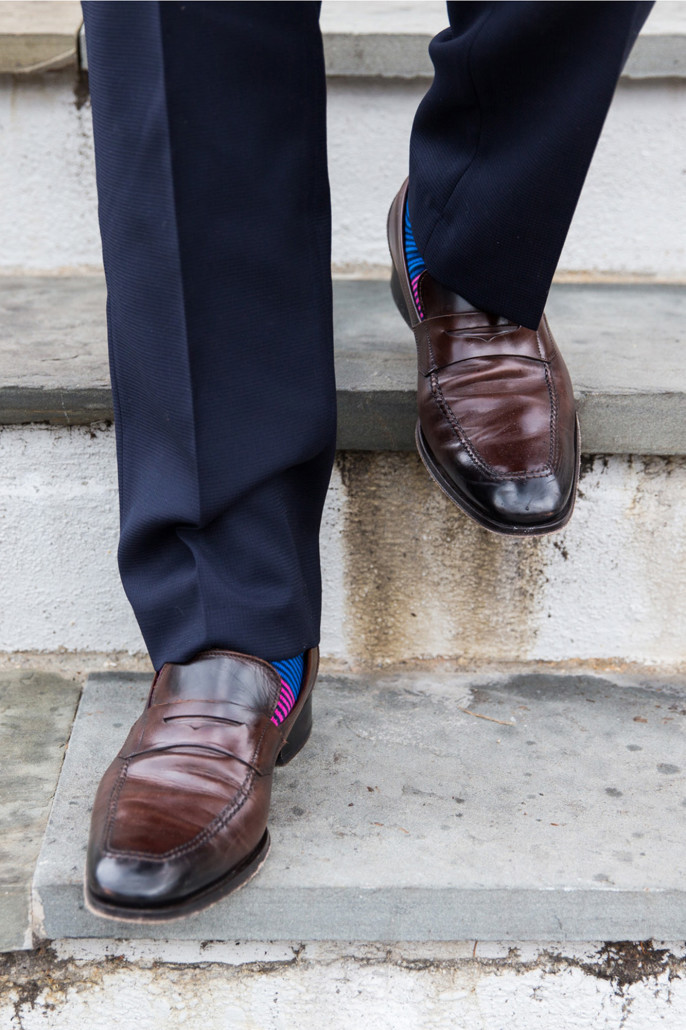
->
xmin=0 ymin=68 xmax=683 ymax=279
xmin=1 ymin=425 xmax=684 ymax=666
xmin=2 ymin=940 xmax=685 ymax=1030
xmin=327 ymin=76 xmax=686 ymax=279
xmin=0 ymin=73 xmax=100 ymax=272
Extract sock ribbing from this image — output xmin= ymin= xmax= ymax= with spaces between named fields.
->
xmin=404 ymin=204 xmax=426 ymax=320
xmin=270 ymin=652 xmax=305 ymax=726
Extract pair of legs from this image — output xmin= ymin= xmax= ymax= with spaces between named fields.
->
xmin=82 ymin=1 xmax=652 ymax=920
xmin=83 ymin=0 xmax=650 ymax=668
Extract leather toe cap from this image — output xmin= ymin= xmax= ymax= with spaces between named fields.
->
xmin=487 ymin=474 xmax=571 ymax=526
xmin=88 ymin=854 xmax=191 ymax=908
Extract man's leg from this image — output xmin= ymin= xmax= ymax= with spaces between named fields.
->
xmin=409 ymin=0 xmax=653 ymax=328
xmin=81 ymin=1 xmax=333 ymax=919
xmin=83 ymin=0 xmax=334 ymax=670
xmin=388 ymin=1 xmax=653 ymax=534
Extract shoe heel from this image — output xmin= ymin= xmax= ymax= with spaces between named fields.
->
xmin=276 ymin=695 xmax=313 ymax=766
xmin=390 ymin=264 xmax=413 ymax=328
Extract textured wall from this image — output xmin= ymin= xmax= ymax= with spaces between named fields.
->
xmin=2 ymin=940 xmax=686 ymax=1030
xmin=327 ymin=76 xmax=686 ymax=278
xmin=1 ymin=425 xmax=684 ymax=665
xmin=0 ymin=70 xmax=684 ymax=278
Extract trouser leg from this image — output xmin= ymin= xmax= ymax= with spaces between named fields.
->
xmin=82 ymin=2 xmax=334 ymax=669
xmin=408 ymin=1 xmax=654 ymax=328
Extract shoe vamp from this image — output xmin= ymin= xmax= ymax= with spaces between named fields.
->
xmin=108 ymin=753 xmax=254 ymax=855
xmin=435 ymin=357 xmax=554 ymax=475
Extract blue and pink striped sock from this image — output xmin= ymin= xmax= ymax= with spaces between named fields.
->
xmin=404 ymin=205 xmax=427 ymax=320
xmin=270 ymin=652 xmax=305 ymax=726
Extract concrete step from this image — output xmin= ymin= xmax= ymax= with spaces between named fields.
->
xmin=0 ymin=3 xmax=684 ymax=279
xmin=0 ymin=669 xmax=80 ymax=951
xmin=0 ymin=276 xmax=685 ymax=665
xmin=319 ymin=1 xmax=686 ymax=81
xmin=2 ymin=276 xmax=685 ymax=454
xmin=6 ymin=2 xmax=685 ymax=78
xmin=29 ymin=663 xmax=686 ymax=944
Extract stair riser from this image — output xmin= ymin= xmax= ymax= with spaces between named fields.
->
xmin=0 ymin=73 xmax=685 ymax=278
xmin=1 ymin=425 xmax=684 ymax=665
xmin=3 ymin=942 xmax=686 ymax=1029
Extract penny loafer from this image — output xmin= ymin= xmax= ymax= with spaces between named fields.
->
xmin=387 ymin=180 xmax=579 ymax=536
xmin=85 ymin=647 xmax=318 ymax=921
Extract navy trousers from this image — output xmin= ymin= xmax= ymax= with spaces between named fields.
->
xmin=82 ymin=2 xmax=652 ymax=669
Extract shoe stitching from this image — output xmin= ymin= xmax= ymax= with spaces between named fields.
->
xmin=103 ymin=718 xmax=265 ymax=862
xmin=419 ymin=319 xmax=437 ymax=372
xmin=102 ymin=749 xmax=256 ymax=863
xmin=101 ymin=705 xmax=151 ymax=846
xmin=543 ymin=360 xmax=559 ymax=473
xmin=537 ymin=318 xmax=561 ymax=472
xmin=124 ymin=741 xmax=263 ymax=773
xmin=415 ymin=316 xmax=544 ymax=374
xmin=430 ymin=372 xmax=554 ymax=481
xmin=99 ymin=665 xmax=313 ymax=863
xmin=101 ymin=706 xmax=284 ymax=862
xmin=103 ymin=758 xmax=133 ymax=852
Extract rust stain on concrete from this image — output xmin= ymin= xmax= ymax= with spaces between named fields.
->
xmin=337 ymin=453 xmax=548 ymax=665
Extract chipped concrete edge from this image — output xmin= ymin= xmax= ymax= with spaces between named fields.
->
xmin=2 ymin=388 xmax=686 ymax=456
xmin=2 ymin=27 xmax=685 ymax=79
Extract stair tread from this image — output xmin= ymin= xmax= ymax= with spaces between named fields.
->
xmin=1 ymin=2 xmax=684 ymax=79
xmin=1 ymin=276 xmax=685 ymax=454
xmin=33 ymin=667 xmax=686 ymax=942
xmin=0 ymin=670 xmax=80 ymax=951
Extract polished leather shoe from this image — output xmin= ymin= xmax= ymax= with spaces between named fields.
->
xmin=387 ymin=180 xmax=579 ymax=536
xmin=85 ymin=647 xmax=318 ymax=921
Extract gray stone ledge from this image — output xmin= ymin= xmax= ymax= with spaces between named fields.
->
xmin=1 ymin=276 xmax=684 ymax=456
xmin=323 ymin=31 xmax=686 ymax=82
xmin=33 ymin=668 xmax=686 ymax=943
xmin=320 ymin=1 xmax=686 ymax=81
xmin=0 ymin=1 xmax=80 ymax=75
xmin=0 ymin=670 xmax=81 ymax=952
xmin=2 ymin=1 xmax=685 ymax=79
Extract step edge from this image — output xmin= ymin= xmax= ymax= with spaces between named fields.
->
xmin=1 ymin=27 xmax=684 ymax=79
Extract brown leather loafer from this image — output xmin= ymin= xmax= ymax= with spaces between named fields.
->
xmin=85 ymin=647 xmax=318 ymax=921
xmin=387 ymin=180 xmax=579 ymax=536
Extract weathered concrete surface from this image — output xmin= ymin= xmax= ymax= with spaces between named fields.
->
xmin=1 ymin=428 xmax=685 ymax=665
xmin=333 ymin=280 xmax=686 ymax=454
xmin=0 ymin=71 xmax=98 ymax=273
xmin=336 ymin=452 xmax=686 ymax=666
xmin=22 ymin=1 xmax=682 ymax=80
xmin=2 ymin=276 xmax=685 ymax=455
xmin=3 ymin=940 xmax=686 ymax=1030
xmin=0 ymin=671 xmax=80 ymax=951
xmin=0 ymin=275 xmax=110 ymax=424
xmin=34 ymin=669 xmax=686 ymax=942
xmin=320 ymin=1 xmax=686 ymax=80
xmin=0 ymin=425 xmax=142 ymax=655
xmin=0 ymin=2 xmax=80 ymax=74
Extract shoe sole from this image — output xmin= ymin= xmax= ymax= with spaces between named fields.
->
xmin=387 ymin=183 xmax=580 ymax=537
xmin=84 ymin=690 xmax=315 ymax=923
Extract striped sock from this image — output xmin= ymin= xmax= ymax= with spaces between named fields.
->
xmin=404 ymin=204 xmax=427 ymax=320
xmin=270 ymin=652 xmax=305 ymax=726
